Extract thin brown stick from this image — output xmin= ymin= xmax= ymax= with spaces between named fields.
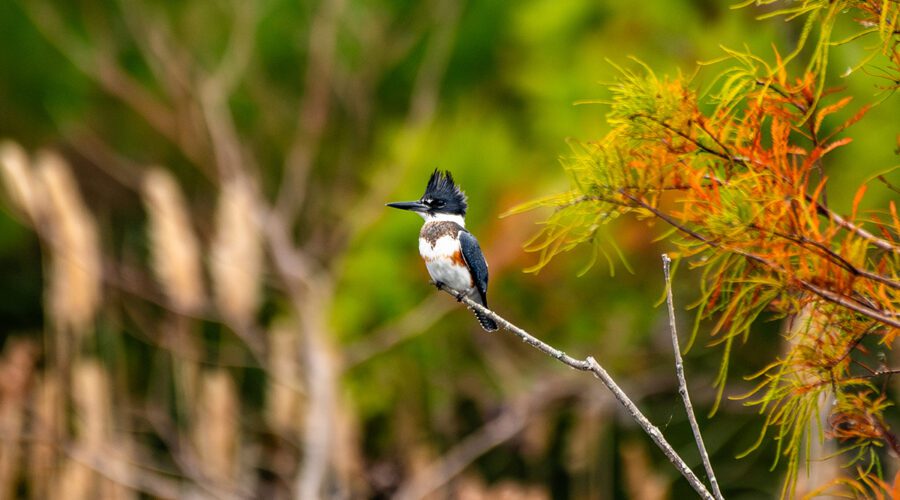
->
xmin=393 ymin=401 xmax=527 ymax=500
xmin=275 ymin=0 xmax=347 ymax=220
xmin=756 ymin=225 xmax=900 ymax=291
xmin=820 ymin=206 xmax=899 ymax=253
xmin=433 ymin=283 xmax=716 ymax=500
xmin=344 ymin=0 xmax=462 ymax=240
xmin=143 ymin=407 xmax=252 ymax=499
xmin=805 ymin=103 xmax=829 ymax=209
xmin=393 ymin=377 xmax=586 ymax=500
xmin=662 ymin=254 xmax=723 ymax=500
xmin=113 ymin=0 xmax=211 ymax=167
xmin=64 ymin=445 xmax=184 ymax=500
xmin=343 ymin=294 xmax=455 ymax=368
xmin=21 ymin=1 xmax=206 ymax=165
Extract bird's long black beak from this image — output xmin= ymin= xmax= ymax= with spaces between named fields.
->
xmin=386 ymin=200 xmax=428 ymax=213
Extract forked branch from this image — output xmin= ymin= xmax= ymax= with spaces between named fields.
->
xmin=433 ymin=282 xmax=716 ymax=500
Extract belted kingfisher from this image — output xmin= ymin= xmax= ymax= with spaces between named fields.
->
xmin=387 ymin=169 xmax=498 ymax=332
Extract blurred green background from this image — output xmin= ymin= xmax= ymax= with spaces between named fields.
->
xmin=0 ymin=0 xmax=897 ymax=498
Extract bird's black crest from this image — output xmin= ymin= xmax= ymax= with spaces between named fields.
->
xmin=422 ymin=169 xmax=467 ymax=216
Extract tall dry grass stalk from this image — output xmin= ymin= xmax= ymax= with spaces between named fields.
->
xmin=0 ymin=140 xmax=37 ymax=220
xmin=266 ymin=321 xmax=303 ymax=433
xmin=211 ymin=175 xmax=263 ymax=327
xmin=72 ymin=361 xmax=134 ymax=500
xmin=29 ymin=374 xmax=62 ymax=499
xmin=0 ymin=339 xmax=37 ymax=499
xmin=72 ymin=361 xmax=112 ymax=459
xmin=194 ymin=370 xmax=239 ymax=482
xmin=35 ymin=151 xmax=102 ymax=335
xmin=142 ymin=167 xmax=206 ymax=314
xmin=621 ymin=442 xmax=669 ymax=500
xmin=67 ymin=361 xmax=113 ymax=499
xmin=57 ymin=457 xmax=94 ymax=500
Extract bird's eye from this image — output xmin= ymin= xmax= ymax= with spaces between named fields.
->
xmin=433 ymin=200 xmax=445 ymax=208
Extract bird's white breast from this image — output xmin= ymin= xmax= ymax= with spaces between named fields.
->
xmin=419 ymin=234 xmax=474 ymax=295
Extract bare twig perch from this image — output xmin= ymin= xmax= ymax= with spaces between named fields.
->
xmin=434 ymin=282 xmax=716 ymax=500
xmin=663 ymin=254 xmax=723 ymax=500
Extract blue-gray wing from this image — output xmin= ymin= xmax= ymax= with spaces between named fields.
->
xmin=458 ymin=230 xmax=489 ymax=306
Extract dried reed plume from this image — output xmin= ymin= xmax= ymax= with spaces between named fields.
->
xmin=142 ymin=167 xmax=205 ymax=314
xmin=211 ymin=175 xmax=263 ymax=327
xmin=0 ymin=140 xmax=37 ymax=220
xmin=35 ymin=151 xmax=102 ymax=335
xmin=0 ymin=339 xmax=37 ymax=499
xmin=194 ymin=370 xmax=239 ymax=482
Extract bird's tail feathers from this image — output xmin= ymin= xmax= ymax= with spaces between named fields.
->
xmin=472 ymin=307 xmax=498 ymax=332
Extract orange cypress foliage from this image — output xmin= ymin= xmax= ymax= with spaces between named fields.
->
xmin=511 ymin=1 xmax=900 ymax=496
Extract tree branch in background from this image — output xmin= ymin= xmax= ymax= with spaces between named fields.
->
xmin=21 ymin=0 xmax=207 ymax=166
xmin=345 ymin=0 xmax=463 ymax=239
xmin=621 ymin=191 xmax=900 ymax=329
xmin=433 ymin=282 xmax=716 ymax=500
xmin=662 ymin=254 xmax=723 ymax=500
xmin=343 ymin=294 xmax=455 ymax=369
xmin=275 ymin=0 xmax=346 ymax=221
xmin=393 ymin=376 xmax=588 ymax=500
xmin=394 ymin=406 xmax=526 ymax=500
xmin=631 ymin=113 xmax=899 ymax=254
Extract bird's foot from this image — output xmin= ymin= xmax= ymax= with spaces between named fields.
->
xmin=430 ymin=281 xmax=464 ymax=302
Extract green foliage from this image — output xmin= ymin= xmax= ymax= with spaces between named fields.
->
xmin=518 ymin=1 xmax=900 ymax=496
xmin=3 ymin=0 xmax=898 ymax=497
